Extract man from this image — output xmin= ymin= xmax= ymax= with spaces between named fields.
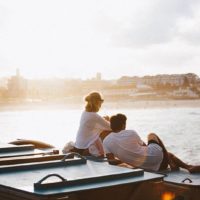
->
xmin=103 ymin=113 xmax=200 ymax=172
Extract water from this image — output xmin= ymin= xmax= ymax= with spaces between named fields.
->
xmin=0 ymin=105 xmax=200 ymax=165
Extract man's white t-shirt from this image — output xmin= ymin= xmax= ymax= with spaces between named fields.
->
xmin=75 ymin=111 xmax=111 ymax=149
xmin=103 ymin=130 xmax=163 ymax=171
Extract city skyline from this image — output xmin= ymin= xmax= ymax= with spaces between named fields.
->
xmin=0 ymin=69 xmax=199 ymax=101
xmin=1 ymin=0 xmax=200 ymax=79
xmin=0 ymin=69 xmax=200 ymax=81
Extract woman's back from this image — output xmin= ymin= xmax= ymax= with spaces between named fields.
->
xmin=75 ymin=111 xmax=110 ymax=149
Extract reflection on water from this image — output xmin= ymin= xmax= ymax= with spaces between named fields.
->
xmin=189 ymin=112 xmax=200 ymax=115
xmin=0 ymin=104 xmax=200 ymax=164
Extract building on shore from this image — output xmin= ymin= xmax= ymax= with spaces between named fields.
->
xmin=7 ymin=69 xmax=28 ymax=98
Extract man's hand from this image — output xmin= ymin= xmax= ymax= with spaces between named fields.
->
xmin=108 ymin=159 xmax=122 ymax=165
xmin=118 ymin=163 xmax=134 ymax=169
xmin=106 ymin=153 xmax=122 ymax=165
xmin=103 ymin=116 xmax=110 ymax=121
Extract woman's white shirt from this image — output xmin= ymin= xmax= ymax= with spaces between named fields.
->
xmin=75 ymin=111 xmax=110 ymax=149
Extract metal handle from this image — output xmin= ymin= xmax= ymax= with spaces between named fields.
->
xmin=36 ymin=174 xmax=66 ymax=185
xmin=84 ymin=156 xmax=109 ymax=162
xmin=182 ymin=177 xmax=192 ymax=183
xmin=62 ymin=152 xmax=85 ymax=161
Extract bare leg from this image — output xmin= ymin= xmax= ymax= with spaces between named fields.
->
xmin=148 ymin=133 xmax=184 ymax=171
xmin=148 ymin=133 xmax=170 ymax=170
xmin=188 ymin=165 xmax=200 ymax=173
xmin=168 ymin=153 xmax=189 ymax=170
xmin=170 ymin=154 xmax=200 ymax=173
xmin=148 ymin=133 xmax=200 ymax=173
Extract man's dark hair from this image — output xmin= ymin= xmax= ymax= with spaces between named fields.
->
xmin=110 ymin=114 xmax=127 ymax=132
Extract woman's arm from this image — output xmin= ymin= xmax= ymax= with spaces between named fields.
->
xmin=95 ymin=113 xmax=111 ymax=130
xmin=93 ymin=138 xmax=104 ymax=156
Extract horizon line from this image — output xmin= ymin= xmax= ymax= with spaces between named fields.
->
xmin=0 ymin=71 xmax=199 ymax=80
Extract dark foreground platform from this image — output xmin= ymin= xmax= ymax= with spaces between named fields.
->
xmin=163 ymin=169 xmax=200 ymax=187
xmin=0 ymin=142 xmax=55 ymax=159
xmin=149 ymin=169 xmax=200 ymax=200
xmin=0 ymin=156 xmax=163 ymax=200
xmin=0 ymin=142 xmax=34 ymax=153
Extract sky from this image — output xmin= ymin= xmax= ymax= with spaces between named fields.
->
xmin=0 ymin=0 xmax=200 ymax=79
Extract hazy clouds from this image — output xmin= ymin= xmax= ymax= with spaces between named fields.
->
xmin=129 ymin=0 xmax=198 ymax=46
xmin=0 ymin=0 xmax=200 ymax=78
xmin=94 ymin=0 xmax=200 ymax=77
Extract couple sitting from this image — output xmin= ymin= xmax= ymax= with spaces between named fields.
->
xmin=63 ymin=91 xmax=200 ymax=173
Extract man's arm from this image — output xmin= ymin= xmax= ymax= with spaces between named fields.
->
xmin=106 ymin=153 xmax=122 ymax=165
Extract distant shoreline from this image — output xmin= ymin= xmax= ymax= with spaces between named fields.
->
xmin=1 ymin=99 xmax=200 ymax=111
xmin=105 ymin=99 xmax=200 ymax=109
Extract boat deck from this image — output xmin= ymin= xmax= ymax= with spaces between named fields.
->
xmin=3 ymin=142 xmax=199 ymax=200
xmin=0 ymin=142 xmax=55 ymax=158
xmin=162 ymin=169 xmax=200 ymax=187
xmin=0 ymin=157 xmax=163 ymax=198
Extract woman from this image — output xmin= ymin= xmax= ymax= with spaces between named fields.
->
xmin=73 ymin=92 xmax=111 ymax=156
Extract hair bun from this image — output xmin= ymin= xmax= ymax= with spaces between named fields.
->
xmin=85 ymin=95 xmax=90 ymax=102
xmin=85 ymin=92 xmax=103 ymax=102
